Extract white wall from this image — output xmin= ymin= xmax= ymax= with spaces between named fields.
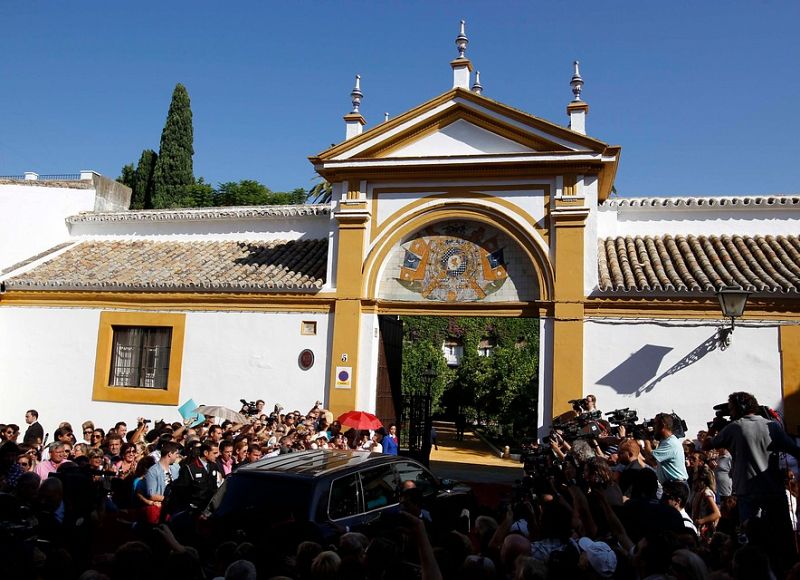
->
xmin=68 ymin=215 xmax=332 ymax=242
xmin=0 ymin=184 xmax=95 ymax=270
xmin=597 ymin=205 xmax=800 ymax=238
xmin=0 ymin=307 xmax=332 ymax=435
xmin=583 ymin=319 xmax=783 ymax=437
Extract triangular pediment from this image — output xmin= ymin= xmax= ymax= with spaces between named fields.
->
xmin=389 ymin=118 xmax=536 ymax=157
xmin=312 ymin=88 xmax=609 ymax=163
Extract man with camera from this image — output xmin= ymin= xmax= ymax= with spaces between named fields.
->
xmin=642 ymin=413 xmax=689 ymax=486
xmin=704 ymin=392 xmax=800 ymax=561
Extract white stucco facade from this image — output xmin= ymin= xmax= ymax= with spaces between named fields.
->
xmin=0 ymin=183 xmax=95 ymax=270
xmin=584 ymin=319 xmax=783 ymax=436
xmin=0 ymin=306 xmax=332 ymax=434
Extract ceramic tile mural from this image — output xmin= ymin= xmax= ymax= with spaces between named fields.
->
xmin=378 ymin=221 xmax=537 ymax=302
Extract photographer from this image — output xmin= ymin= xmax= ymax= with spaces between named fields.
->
xmin=643 ymin=413 xmax=689 ymax=486
xmin=704 ymin=391 xmax=800 ymax=570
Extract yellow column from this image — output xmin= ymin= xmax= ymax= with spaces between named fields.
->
xmin=328 ymin=199 xmax=370 ymax=418
xmin=550 ymin=202 xmax=588 ymax=416
xmin=780 ymin=326 xmax=800 ymax=435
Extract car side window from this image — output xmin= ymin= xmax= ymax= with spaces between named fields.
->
xmin=395 ymin=461 xmax=437 ymax=496
xmin=360 ymin=464 xmax=398 ymax=512
xmin=328 ymin=473 xmax=362 ymax=520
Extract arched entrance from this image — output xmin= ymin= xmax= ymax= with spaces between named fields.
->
xmin=358 ymin=207 xmax=553 ymax=459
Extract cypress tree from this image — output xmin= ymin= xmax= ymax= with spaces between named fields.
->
xmin=152 ymin=83 xmax=194 ymax=208
xmin=118 ymin=164 xmax=135 ymax=189
xmin=131 ymin=149 xmax=158 ymax=209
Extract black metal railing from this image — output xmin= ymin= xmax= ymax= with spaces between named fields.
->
xmin=39 ymin=174 xmax=83 ymax=180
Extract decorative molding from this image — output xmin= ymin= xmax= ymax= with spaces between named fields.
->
xmin=66 ymin=204 xmax=331 ymax=224
xmin=600 ymin=195 xmax=800 ymax=211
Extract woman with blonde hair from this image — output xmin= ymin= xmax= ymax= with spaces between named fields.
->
xmin=691 ymin=464 xmax=721 ymax=542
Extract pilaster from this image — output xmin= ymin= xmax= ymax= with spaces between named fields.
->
xmin=550 ymin=204 xmax=589 ymax=416
xmin=328 ymin=199 xmax=370 ymax=417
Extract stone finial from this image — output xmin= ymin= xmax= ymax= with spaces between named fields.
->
xmin=344 ymin=74 xmax=366 ymax=139
xmin=566 ymin=61 xmax=589 ymax=135
xmin=570 ymin=60 xmax=584 ymax=102
xmin=471 ymin=71 xmax=483 ymax=95
xmin=350 ymin=74 xmax=363 ymax=113
xmin=456 ymin=20 xmax=468 ymax=59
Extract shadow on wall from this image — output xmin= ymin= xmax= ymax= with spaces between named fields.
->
xmin=784 ymin=384 xmax=800 ymax=438
xmin=596 ymin=333 xmax=720 ymax=397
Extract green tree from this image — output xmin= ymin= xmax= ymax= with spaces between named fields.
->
xmin=117 ymin=163 xmax=135 ymax=189
xmin=308 ymin=179 xmax=332 ymax=203
xmin=270 ymin=187 xmax=308 ymax=205
xmin=400 ymin=316 xmax=539 ymax=437
xmin=217 ymin=180 xmax=271 ymax=206
xmin=152 ymin=83 xmax=194 ymax=208
xmin=175 ymin=177 xmax=216 ymax=207
xmin=131 ymin=149 xmax=158 ymax=209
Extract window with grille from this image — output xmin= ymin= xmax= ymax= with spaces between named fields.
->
xmin=109 ymin=326 xmax=173 ymax=389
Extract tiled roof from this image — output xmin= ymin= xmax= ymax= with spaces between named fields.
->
xmin=597 ymin=235 xmax=800 ymax=294
xmin=66 ymin=204 xmax=330 ymax=224
xmin=4 ymin=239 xmax=328 ymax=292
xmin=600 ymin=195 xmax=800 ymax=209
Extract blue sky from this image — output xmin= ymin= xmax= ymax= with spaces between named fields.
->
xmin=1 ymin=1 xmax=798 ymax=197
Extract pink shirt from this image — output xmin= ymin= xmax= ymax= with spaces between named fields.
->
xmin=33 ymin=459 xmax=60 ymax=482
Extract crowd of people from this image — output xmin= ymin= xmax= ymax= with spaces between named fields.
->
xmin=0 ymin=391 xmax=799 ymax=579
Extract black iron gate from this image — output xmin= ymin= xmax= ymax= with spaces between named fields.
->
xmin=400 ymin=393 xmax=432 ymax=467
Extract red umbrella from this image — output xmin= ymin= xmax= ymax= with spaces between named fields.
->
xmin=338 ymin=410 xmax=382 ymax=431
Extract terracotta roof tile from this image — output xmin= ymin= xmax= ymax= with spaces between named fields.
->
xmin=4 ymin=239 xmax=328 ymax=292
xmin=597 ymin=234 xmax=800 ymax=294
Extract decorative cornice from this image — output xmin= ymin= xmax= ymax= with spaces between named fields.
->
xmin=600 ymin=195 xmax=800 ymax=211
xmin=66 ymin=204 xmax=331 ymax=224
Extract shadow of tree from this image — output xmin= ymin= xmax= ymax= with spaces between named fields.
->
xmin=232 ymin=240 xmax=328 ymax=285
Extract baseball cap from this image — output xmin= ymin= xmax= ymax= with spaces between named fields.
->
xmin=577 ymin=537 xmax=616 ymax=578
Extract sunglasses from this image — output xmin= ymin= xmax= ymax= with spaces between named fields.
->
xmin=84 ymin=430 xmax=93 ymax=434
xmin=18 ymin=461 xmax=30 ymax=467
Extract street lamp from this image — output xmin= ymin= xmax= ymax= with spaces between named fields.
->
xmin=421 ymin=362 xmax=438 ymax=393
xmin=715 ymin=285 xmax=751 ymax=349
xmin=419 ymin=362 xmax=438 ymax=465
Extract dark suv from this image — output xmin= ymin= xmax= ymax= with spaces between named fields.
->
xmin=203 ymin=449 xmax=472 ymax=540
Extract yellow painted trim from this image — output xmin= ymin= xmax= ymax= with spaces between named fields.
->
xmin=549 ymin=204 xmax=588 ymax=415
xmin=374 ymin=299 xmax=549 ymax=318
xmin=92 ymin=311 xmax=186 ymax=406
xmin=311 ymin=87 xmax=609 ymax=163
xmin=355 ymin=105 xmax=570 ymax=159
xmin=362 ymin=204 xmax=555 ymax=302
xmin=317 ymin=161 xmax=601 ymax=185
xmin=0 ymin=291 xmax=336 ymax=312
xmin=598 ymin=145 xmax=621 ymax=203
xmin=584 ymin=298 xmax=800 ymax=321
xmin=327 ymin=300 xmax=361 ymax=418
xmin=780 ymin=326 xmax=800 ymax=435
xmin=551 ymin=318 xmax=583 ymax=415
xmin=369 ymin=186 xmax=550 ymax=245
xmin=312 ymin=90 xmax=460 ymax=161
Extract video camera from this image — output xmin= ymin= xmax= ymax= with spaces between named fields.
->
xmin=606 ymin=408 xmax=638 ymax=426
xmin=569 ymin=398 xmax=591 ymax=412
xmin=708 ymin=402 xmax=731 ymax=432
xmin=240 ymin=399 xmax=259 ymax=416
